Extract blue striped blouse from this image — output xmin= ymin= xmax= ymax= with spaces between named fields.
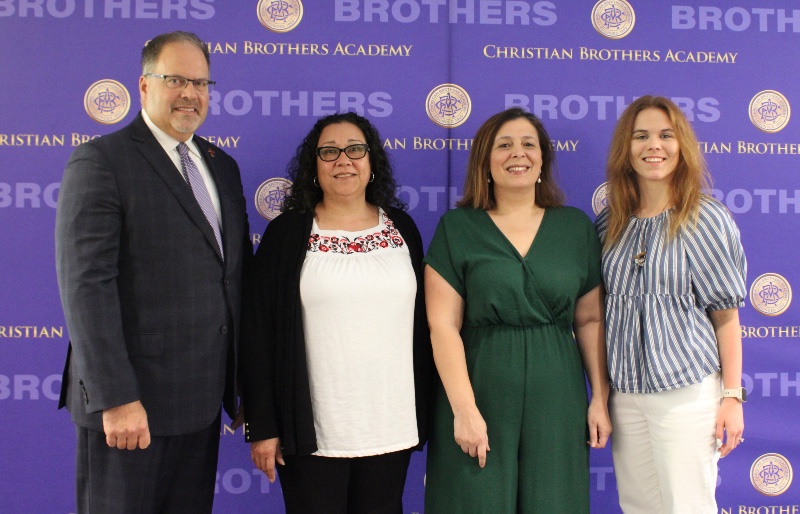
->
xmin=595 ymin=196 xmax=747 ymax=393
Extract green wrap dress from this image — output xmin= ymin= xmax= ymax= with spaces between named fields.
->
xmin=424 ymin=206 xmax=602 ymax=513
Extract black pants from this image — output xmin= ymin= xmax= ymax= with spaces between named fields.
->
xmin=75 ymin=413 xmax=221 ymax=514
xmin=278 ymin=448 xmax=413 ymax=514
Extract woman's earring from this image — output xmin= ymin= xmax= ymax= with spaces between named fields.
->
xmin=370 ymin=172 xmax=375 ymax=183
xmin=488 ymin=175 xmax=492 ymax=183
xmin=537 ymin=175 xmax=542 ymax=184
xmin=313 ymin=176 xmax=319 ymax=187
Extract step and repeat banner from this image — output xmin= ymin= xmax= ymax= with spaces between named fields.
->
xmin=1 ymin=1 xmax=798 ymax=512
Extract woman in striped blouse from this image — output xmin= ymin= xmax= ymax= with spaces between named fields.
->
xmin=595 ymin=96 xmax=747 ymax=514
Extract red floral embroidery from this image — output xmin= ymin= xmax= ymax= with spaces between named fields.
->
xmin=307 ymin=211 xmax=405 ymax=254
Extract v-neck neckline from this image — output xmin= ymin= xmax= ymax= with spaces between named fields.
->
xmin=482 ymin=208 xmax=548 ymax=260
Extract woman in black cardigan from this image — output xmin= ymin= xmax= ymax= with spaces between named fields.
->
xmin=241 ymin=112 xmax=432 ymax=514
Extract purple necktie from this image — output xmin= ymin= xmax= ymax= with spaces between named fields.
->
xmin=177 ymin=142 xmax=224 ymax=259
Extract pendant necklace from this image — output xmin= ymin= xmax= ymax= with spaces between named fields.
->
xmin=634 ymin=201 xmax=670 ymax=268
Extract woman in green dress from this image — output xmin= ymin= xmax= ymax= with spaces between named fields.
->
xmin=424 ymin=108 xmax=612 ymax=513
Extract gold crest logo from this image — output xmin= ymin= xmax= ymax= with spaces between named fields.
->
xmin=257 ymin=0 xmax=303 ymax=33
xmin=591 ymin=0 xmax=635 ymax=40
xmin=751 ymin=453 xmax=793 ymax=496
xmin=426 ymin=84 xmax=471 ymax=128
xmin=592 ymin=182 xmax=609 ymax=216
xmin=84 ymin=79 xmax=130 ymax=125
xmin=749 ymin=273 xmax=792 ymax=317
xmin=255 ymin=178 xmax=292 ymax=220
xmin=749 ymin=90 xmax=791 ymax=133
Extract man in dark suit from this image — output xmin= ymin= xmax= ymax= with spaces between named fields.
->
xmin=55 ymin=31 xmax=251 ymax=513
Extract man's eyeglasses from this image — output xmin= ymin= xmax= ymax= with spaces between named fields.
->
xmin=144 ymin=74 xmax=216 ymax=93
xmin=316 ymin=144 xmax=370 ymax=162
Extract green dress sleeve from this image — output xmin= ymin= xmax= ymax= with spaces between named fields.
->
xmin=424 ymin=210 xmax=466 ymax=298
xmin=579 ymin=211 xmax=603 ymax=298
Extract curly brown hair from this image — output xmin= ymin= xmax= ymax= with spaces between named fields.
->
xmin=281 ymin=112 xmax=404 ymax=213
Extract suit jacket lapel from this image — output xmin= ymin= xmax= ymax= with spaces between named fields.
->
xmin=129 ymin=114 xmax=224 ymax=262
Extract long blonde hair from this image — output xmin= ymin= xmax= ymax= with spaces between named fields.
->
xmin=604 ymin=96 xmax=711 ymax=249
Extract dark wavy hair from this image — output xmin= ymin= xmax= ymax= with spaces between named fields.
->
xmin=458 ymin=107 xmax=564 ymax=210
xmin=281 ymin=112 xmax=405 ymax=213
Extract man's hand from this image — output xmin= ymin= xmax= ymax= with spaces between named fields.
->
xmin=102 ymin=400 xmax=151 ymax=450
xmin=230 ymin=398 xmax=245 ymax=431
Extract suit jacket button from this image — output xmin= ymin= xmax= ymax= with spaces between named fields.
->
xmin=220 ymin=326 xmax=228 ymax=334
xmin=80 ymin=381 xmax=89 ymax=404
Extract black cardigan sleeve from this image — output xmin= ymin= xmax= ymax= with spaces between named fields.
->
xmin=241 ymin=210 xmax=317 ymax=454
xmin=388 ymin=208 xmax=434 ymax=450
xmin=240 ymin=215 xmax=285 ymax=442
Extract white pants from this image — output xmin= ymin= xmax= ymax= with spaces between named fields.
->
xmin=611 ymin=372 xmax=721 ymax=514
